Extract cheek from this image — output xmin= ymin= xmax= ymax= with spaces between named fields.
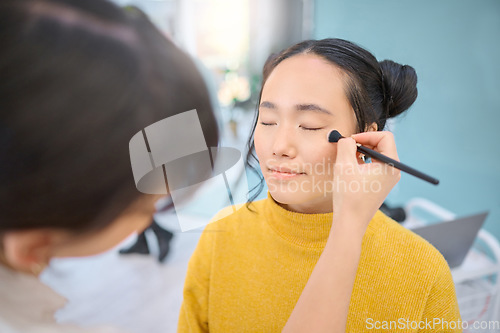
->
xmin=327 ymin=143 xmax=338 ymax=164
xmin=310 ymin=141 xmax=337 ymax=163
xmin=253 ymin=126 xmax=266 ymax=160
xmin=305 ymin=142 xmax=338 ymax=176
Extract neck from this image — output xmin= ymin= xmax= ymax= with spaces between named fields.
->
xmin=277 ymin=196 xmax=334 ymax=214
xmin=0 ymin=250 xmax=39 ymax=277
xmin=264 ymin=194 xmax=334 ymax=248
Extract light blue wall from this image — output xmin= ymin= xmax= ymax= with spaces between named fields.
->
xmin=315 ymin=0 xmax=500 ymax=237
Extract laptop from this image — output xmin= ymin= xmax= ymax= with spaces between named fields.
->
xmin=409 ymin=212 xmax=489 ymax=268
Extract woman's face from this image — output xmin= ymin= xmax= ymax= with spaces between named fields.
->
xmin=0 ymin=195 xmax=159 ymax=275
xmin=254 ymin=54 xmax=358 ymax=213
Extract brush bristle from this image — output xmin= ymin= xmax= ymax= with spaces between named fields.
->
xmin=328 ymin=130 xmax=343 ymax=143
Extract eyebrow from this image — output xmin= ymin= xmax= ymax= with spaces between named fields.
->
xmin=259 ymin=101 xmax=333 ymax=116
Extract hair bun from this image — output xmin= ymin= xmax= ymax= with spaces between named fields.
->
xmin=379 ymin=60 xmax=418 ymax=118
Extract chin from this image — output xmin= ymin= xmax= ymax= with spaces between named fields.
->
xmin=269 ymin=190 xmax=299 ymax=206
xmin=266 ymin=179 xmax=332 ymax=212
xmin=268 ymin=188 xmax=320 ymax=206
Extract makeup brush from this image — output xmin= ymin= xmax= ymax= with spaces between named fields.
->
xmin=328 ymin=130 xmax=439 ymax=185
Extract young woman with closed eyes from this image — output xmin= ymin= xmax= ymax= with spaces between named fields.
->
xmin=179 ymin=39 xmax=461 ymax=332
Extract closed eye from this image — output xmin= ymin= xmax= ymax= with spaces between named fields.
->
xmin=260 ymin=122 xmax=276 ymax=126
xmin=300 ymin=126 xmax=324 ymax=131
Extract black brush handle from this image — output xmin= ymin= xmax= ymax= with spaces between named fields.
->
xmin=356 ymin=145 xmax=439 ymax=185
xmin=327 ymin=130 xmax=439 ymax=185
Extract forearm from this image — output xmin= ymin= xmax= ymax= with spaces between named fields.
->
xmin=282 ymin=213 xmax=365 ymax=333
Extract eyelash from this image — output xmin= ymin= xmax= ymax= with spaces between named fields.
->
xmin=260 ymin=122 xmax=323 ymax=131
xmin=300 ymin=126 xmax=323 ymax=131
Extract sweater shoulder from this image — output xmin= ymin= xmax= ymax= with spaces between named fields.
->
xmin=204 ymin=198 xmax=267 ymax=232
xmin=369 ymin=211 xmax=450 ymax=271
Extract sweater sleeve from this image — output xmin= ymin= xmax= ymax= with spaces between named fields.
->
xmin=419 ymin=258 xmax=462 ymax=333
xmin=177 ymin=227 xmax=215 ymax=333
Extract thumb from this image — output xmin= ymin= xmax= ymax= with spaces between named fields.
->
xmin=335 ymin=137 xmax=358 ymax=165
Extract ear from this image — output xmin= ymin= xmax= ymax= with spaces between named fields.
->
xmin=1 ymin=229 xmax=64 ymax=275
xmin=365 ymin=122 xmax=378 ymax=132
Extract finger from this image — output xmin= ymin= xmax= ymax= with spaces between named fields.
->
xmin=335 ymin=137 xmax=358 ymax=165
xmin=351 ymin=131 xmax=393 ymax=149
xmin=351 ymin=131 xmax=399 ymax=160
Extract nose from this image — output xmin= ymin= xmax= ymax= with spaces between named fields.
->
xmin=272 ymin=126 xmax=297 ymax=158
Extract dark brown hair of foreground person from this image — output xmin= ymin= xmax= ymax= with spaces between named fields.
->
xmin=0 ymin=0 xmax=218 ymax=233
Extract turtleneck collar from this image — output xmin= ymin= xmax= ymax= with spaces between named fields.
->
xmin=263 ymin=193 xmax=378 ymax=249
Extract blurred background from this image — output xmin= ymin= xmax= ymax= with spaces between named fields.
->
xmin=110 ymin=0 xmax=499 ymax=239
xmin=42 ymin=0 xmax=500 ymax=331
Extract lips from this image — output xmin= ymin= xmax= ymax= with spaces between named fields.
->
xmin=268 ymin=166 xmax=305 ymax=179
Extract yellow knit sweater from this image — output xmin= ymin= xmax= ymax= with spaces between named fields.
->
xmin=178 ymin=195 xmax=461 ymax=332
